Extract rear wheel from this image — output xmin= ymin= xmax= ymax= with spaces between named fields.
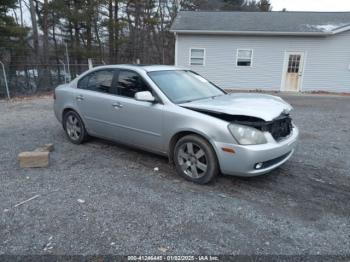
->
xmin=174 ymin=135 xmax=219 ymax=184
xmin=63 ymin=111 xmax=88 ymax=144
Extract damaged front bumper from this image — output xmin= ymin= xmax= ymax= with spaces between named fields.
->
xmin=214 ymin=125 xmax=299 ymax=177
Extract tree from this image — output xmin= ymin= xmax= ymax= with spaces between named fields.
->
xmin=0 ymin=1 xmax=26 ymax=47
xmin=180 ymin=0 xmax=272 ymax=12
xmin=0 ymin=0 xmax=28 ymax=95
xmin=222 ymin=0 xmax=246 ymax=11
xmin=258 ymin=0 xmax=272 ymax=11
xmin=28 ymin=0 xmax=39 ymax=58
xmin=181 ymin=0 xmax=223 ymax=11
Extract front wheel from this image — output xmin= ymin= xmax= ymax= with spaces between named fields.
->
xmin=174 ymin=135 xmax=219 ymax=184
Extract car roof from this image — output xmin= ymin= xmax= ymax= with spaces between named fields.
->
xmin=92 ymin=64 xmax=185 ymax=72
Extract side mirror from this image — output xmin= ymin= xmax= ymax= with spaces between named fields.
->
xmin=135 ymin=91 xmax=156 ymax=102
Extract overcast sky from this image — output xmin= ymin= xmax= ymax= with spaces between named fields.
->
xmin=271 ymin=0 xmax=350 ymax=11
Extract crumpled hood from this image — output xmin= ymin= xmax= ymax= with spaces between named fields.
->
xmin=180 ymin=93 xmax=293 ymax=121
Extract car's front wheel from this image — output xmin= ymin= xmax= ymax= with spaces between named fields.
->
xmin=63 ymin=110 xmax=88 ymax=144
xmin=174 ymin=135 xmax=219 ymax=184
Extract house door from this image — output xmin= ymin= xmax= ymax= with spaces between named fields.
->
xmin=282 ymin=52 xmax=305 ymax=92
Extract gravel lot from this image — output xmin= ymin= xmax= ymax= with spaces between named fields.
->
xmin=0 ymin=94 xmax=349 ymax=256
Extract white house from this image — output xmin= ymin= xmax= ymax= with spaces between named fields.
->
xmin=170 ymin=11 xmax=350 ymax=93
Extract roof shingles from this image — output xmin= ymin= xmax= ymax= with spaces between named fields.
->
xmin=170 ymin=11 xmax=350 ymax=35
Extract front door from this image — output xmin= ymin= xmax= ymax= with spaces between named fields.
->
xmin=109 ymin=95 xmax=164 ymax=152
xmin=112 ymin=69 xmax=164 ymax=153
xmin=282 ymin=52 xmax=305 ymax=92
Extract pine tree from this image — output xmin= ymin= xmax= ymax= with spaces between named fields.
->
xmin=0 ymin=0 xmax=27 ymax=49
xmin=258 ymin=0 xmax=272 ymax=11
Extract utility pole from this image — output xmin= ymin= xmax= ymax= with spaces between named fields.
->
xmin=0 ymin=61 xmax=10 ymax=100
xmin=65 ymin=42 xmax=71 ymax=81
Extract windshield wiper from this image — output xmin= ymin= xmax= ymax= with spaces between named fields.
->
xmin=179 ymin=99 xmax=195 ymax=104
xmin=211 ymin=94 xmax=224 ymax=99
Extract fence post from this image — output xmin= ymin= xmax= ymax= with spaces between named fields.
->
xmin=0 ymin=61 xmax=10 ymax=100
xmin=59 ymin=60 xmax=67 ymax=84
xmin=88 ymin=58 xmax=93 ymax=69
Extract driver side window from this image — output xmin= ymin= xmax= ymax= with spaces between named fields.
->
xmin=117 ymin=70 xmax=151 ymax=98
xmin=78 ymin=70 xmax=116 ymax=94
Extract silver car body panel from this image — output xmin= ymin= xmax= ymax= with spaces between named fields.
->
xmin=54 ymin=65 xmax=299 ymax=177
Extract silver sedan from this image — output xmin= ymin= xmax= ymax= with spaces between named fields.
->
xmin=54 ymin=65 xmax=299 ymax=184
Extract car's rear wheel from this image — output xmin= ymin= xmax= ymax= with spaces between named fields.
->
xmin=63 ymin=110 xmax=88 ymax=144
xmin=174 ymin=135 xmax=219 ymax=184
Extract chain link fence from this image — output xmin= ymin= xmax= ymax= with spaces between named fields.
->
xmin=0 ymin=63 xmax=101 ymax=98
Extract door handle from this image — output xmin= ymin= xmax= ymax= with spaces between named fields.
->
xmin=112 ymin=102 xmax=123 ymax=109
xmin=76 ymin=95 xmax=84 ymax=101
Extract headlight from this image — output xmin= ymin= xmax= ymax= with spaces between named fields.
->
xmin=228 ymin=124 xmax=267 ymax=145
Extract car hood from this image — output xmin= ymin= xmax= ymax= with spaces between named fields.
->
xmin=180 ymin=93 xmax=293 ymax=122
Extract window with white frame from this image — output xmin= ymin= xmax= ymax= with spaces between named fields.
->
xmin=190 ymin=48 xmax=205 ymax=65
xmin=236 ymin=49 xmax=253 ymax=67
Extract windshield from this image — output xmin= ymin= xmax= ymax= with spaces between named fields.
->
xmin=148 ymin=70 xmax=225 ymax=104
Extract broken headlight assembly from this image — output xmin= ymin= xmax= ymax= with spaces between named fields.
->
xmin=228 ymin=123 xmax=267 ymax=145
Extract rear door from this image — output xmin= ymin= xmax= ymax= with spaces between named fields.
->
xmin=75 ymin=69 xmax=127 ymax=140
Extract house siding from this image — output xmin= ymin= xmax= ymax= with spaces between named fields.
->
xmin=175 ymin=31 xmax=350 ymax=92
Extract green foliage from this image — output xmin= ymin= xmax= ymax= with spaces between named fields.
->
xmin=222 ymin=0 xmax=246 ymax=11
xmin=0 ymin=0 xmax=28 ymax=54
xmin=258 ymin=0 xmax=272 ymax=11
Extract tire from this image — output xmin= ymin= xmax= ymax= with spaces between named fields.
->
xmin=174 ymin=135 xmax=219 ymax=184
xmin=63 ymin=110 xmax=88 ymax=144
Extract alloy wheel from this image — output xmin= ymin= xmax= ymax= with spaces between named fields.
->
xmin=65 ymin=114 xmax=82 ymax=141
xmin=177 ymin=142 xmax=208 ymax=178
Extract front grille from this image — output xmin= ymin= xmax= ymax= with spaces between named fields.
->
xmin=262 ymin=115 xmax=293 ymax=141
xmin=259 ymin=151 xmax=292 ymax=169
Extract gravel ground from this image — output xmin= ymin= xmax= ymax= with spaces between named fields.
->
xmin=0 ymin=94 xmax=349 ymax=256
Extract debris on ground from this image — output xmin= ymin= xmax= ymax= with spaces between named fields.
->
xmin=158 ymin=246 xmax=168 ymax=253
xmin=311 ymin=177 xmax=326 ymax=184
xmin=14 ymin=194 xmax=40 ymax=208
xmin=43 ymin=241 xmax=53 ymax=251
xmin=77 ymin=199 xmax=85 ymax=204
xmin=154 ymin=167 xmax=159 ymax=172
xmin=218 ymin=193 xmax=228 ymax=198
